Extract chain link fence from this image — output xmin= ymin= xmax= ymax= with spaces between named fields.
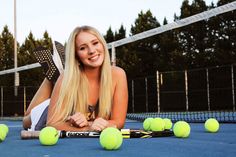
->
xmin=0 ymin=64 xmax=236 ymax=117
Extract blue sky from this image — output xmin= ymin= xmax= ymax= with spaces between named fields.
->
xmin=0 ymin=0 xmax=217 ymax=44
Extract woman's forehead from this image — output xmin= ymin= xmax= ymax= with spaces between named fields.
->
xmin=75 ymin=32 xmax=98 ymax=44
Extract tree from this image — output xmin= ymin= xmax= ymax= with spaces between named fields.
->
xmin=213 ymin=0 xmax=236 ymax=65
xmin=178 ymin=0 xmax=209 ymax=68
xmin=104 ymin=27 xmax=114 ymax=43
xmin=19 ymin=32 xmax=38 ymax=65
xmin=18 ymin=32 xmax=43 ymax=86
xmin=0 ymin=26 xmax=15 ymax=70
xmin=112 ymin=25 xmax=140 ymax=77
xmin=0 ymin=26 xmax=15 ymax=86
xmin=130 ymin=10 xmax=161 ymax=77
xmin=0 ymin=35 xmax=4 ymax=70
xmin=159 ymin=17 xmax=180 ymax=71
xmin=40 ymin=31 xmax=52 ymax=50
xmin=114 ymin=24 xmax=126 ymax=41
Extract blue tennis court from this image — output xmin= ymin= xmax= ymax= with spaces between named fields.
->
xmin=0 ymin=119 xmax=236 ymax=157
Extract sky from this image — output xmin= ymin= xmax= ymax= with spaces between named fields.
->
xmin=0 ymin=0 xmax=218 ymax=44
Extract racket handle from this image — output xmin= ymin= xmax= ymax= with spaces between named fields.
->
xmin=121 ymin=129 xmax=174 ymax=138
xmin=21 ymin=130 xmax=41 ymax=139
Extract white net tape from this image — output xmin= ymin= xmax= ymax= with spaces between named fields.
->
xmin=107 ymin=1 xmax=236 ymax=48
xmin=0 ymin=1 xmax=236 ymax=75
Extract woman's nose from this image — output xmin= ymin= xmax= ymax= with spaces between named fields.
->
xmin=88 ymin=46 xmax=96 ymax=55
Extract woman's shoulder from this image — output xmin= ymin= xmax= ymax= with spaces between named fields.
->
xmin=111 ymin=66 xmax=126 ymax=74
xmin=111 ymin=66 xmax=127 ymax=78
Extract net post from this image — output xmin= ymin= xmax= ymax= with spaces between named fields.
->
xmin=23 ymin=86 xmax=26 ymax=114
xmin=1 ymin=86 xmax=3 ymax=117
xmin=14 ymin=72 xmax=19 ymax=96
xmin=184 ymin=70 xmax=189 ymax=111
xmin=14 ymin=0 xmax=19 ymax=96
xmin=111 ymin=43 xmax=116 ymax=66
xmin=156 ymin=71 xmax=160 ymax=113
xmin=231 ymin=64 xmax=235 ymax=111
xmin=145 ymin=77 xmax=148 ymax=112
xmin=131 ymin=80 xmax=135 ymax=113
xmin=206 ymin=68 xmax=211 ymax=111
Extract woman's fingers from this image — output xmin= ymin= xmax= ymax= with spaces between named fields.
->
xmin=68 ymin=112 xmax=88 ymax=127
xmin=91 ymin=118 xmax=109 ymax=131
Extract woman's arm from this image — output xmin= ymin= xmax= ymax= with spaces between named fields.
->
xmin=109 ymin=66 xmax=128 ymax=129
xmin=46 ymin=74 xmax=91 ymax=131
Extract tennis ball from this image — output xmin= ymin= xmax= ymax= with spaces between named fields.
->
xmin=0 ymin=124 xmax=9 ymax=135
xmin=99 ymin=127 xmax=123 ymax=150
xmin=150 ymin=118 xmax=165 ymax=131
xmin=173 ymin=121 xmax=191 ymax=138
xmin=143 ymin=118 xmax=154 ymax=131
xmin=39 ymin=126 xmax=59 ymax=146
xmin=0 ymin=129 xmax=7 ymax=142
xmin=205 ymin=118 xmax=219 ymax=133
xmin=163 ymin=118 xmax=173 ymax=130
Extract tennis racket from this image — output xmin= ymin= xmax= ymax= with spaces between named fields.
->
xmin=21 ymin=129 xmax=173 ymax=139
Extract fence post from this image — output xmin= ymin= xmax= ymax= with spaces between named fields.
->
xmin=131 ymin=80 xmax=135 ymax=113
xmin=156 ymin=71 xmax=160 ymax=113
xmin=184 ymin=70 xmax=189 ymax=111
xmin=206 ymin=68 xmax=211 ymax=111
xmin=145 ymin=77 xmax=148 ymax=112
xmin=231 ymin=65 xmax=235 ymax=111
xmin=1 ymin=87 xmax=3 ymax=117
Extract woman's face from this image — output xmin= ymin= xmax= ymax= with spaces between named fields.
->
xmin=75 ymin=31 xmax=105 ymax=69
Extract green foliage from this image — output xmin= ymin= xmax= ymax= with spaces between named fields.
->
xmin=0 ymin=28 xmax=53 ymax=86
xmin=18 ymin=31 xmax=52 ymax=86
xmin=0 ymin=0 xmax=236 ymax=86
xmin=0 ymin=26 xmax=15 ymax=70
xmin=115 ymin=25 xmax=126 ymax=40
xmin=0 ymin=26 xmax=15 ymax=86
xmin=129 ymin=10 xmax=161 ymax=76
xmin=104 ymin=27 xmax=115 ymax=43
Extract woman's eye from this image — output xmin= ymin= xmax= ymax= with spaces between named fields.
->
xmin=80 ymin=47 xmax=85 ymax=50
xmin=93 ymin=41 xmax=99 ymax=45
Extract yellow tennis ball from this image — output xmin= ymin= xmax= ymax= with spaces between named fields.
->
xmin=39 ymin=126 xmax=59 ymax=146
xmin=205 ymin=118 xmax=219 ymax=133
xmin=0 ymin=129 xmax=7 ymax=143
xmin=99 ymin=127 xmax=123 ymax=150
xmin=0 ymin=124 xmax=9 ymax=135
xmin=143 ymin=118 xmax=154 ymax=131
xmin=173 ymin=121 xmax=191 ymax=138
xmin=150 ymin=118 xmax=165 ymax=131
xmin=163 ymin=118 xmax=173 ymax=130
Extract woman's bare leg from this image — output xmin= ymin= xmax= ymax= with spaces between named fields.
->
xmin=23 ymin=78 xmax=53 ymax=129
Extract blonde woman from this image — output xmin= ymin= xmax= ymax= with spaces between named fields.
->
xmin=47 ymin=26 xmax=128 ymax=131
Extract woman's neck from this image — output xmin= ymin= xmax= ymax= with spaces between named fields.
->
xmin=84 ymin=67 xmax=101 ymax=82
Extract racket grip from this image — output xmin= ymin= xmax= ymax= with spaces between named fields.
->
xmin=21 ymin=130 xmax=41 ymax=139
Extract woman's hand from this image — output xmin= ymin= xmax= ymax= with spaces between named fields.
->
xmin=90 ymin=117 xmax=117 ymax=131
xmin=90 ymin=118 xmax=109 ymax=131
xmin=67 ymin=112 xmax=89 ymax=128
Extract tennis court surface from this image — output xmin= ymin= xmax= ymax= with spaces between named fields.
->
xmin=0 ymin=119 xmax=236 ymax=157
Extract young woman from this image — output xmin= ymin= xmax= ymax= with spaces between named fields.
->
xmin=24 ymin=25 xmax=128 ymax=131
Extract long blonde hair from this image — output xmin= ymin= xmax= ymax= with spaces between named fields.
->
xmin=52 ymin=26 xmax=112 ymax=124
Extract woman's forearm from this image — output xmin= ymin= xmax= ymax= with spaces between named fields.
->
xmin=47 ymin=121 xmax=92 ymax=131
xmin=22 ymin=114 xmax=31 ymax=129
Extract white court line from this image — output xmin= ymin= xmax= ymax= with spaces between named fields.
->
xmin=8 ymin=125 xmax=22 ymax=128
